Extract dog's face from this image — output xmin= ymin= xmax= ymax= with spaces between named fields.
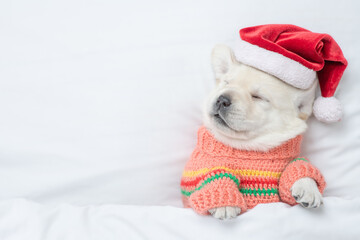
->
xmin=204 ymin=45 xmax=317 ymax=151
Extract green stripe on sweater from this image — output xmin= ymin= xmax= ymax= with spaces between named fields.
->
xmin=180 ymin=173 xmax=278 ymax=197
xmin=240 ymin=187 xmax=278 ymax=196
xmin=181 ymin=172 xmax=239 ymax=197
xmin=290 ymin=157 xmax=309 ymax=163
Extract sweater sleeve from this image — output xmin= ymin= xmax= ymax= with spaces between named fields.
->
xmin=181 ymin=172 xmax=247 ymax=215
xmin=279 ymin=157 xmax=326 ymax=205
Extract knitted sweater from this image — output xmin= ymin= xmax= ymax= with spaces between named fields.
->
xmin=181 ymin=126 xmax=326 ymax=215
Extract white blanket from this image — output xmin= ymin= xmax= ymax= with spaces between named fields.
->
xmin=0 ymin=0 xmax=359 ymax=239
xmin=1 ymin=197 xmax=359 ymax=240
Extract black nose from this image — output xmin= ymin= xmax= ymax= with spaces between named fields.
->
xmin=216 ymin=95 xmax=231 ymax=110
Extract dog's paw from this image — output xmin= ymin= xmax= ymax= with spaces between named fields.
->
xmin=208 ymin=206 xmax=241 ymax=220
xmin=291 ymin=177 xmax=323 ymax=208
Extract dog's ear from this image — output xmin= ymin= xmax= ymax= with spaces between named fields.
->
xmin=295 ymin=82 xmax=317 ymax=121
xmin=211 ymin=44 xmax=236 ymax=83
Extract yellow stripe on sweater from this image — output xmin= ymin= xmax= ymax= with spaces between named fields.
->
xmin=182 ymin=167 xmax=281 ymax=178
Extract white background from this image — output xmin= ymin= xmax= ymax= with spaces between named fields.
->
xmin=0 ymin=0 xmax=359 ymax=239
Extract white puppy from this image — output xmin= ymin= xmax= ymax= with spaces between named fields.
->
xmin=205 ymin=45 xmax=322 ymax=220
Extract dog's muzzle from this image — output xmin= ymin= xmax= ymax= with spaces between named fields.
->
xmin=213 ymin=95 xmax=232 ymax=126
xmin=215 ymin=95 xmax=231 ymax=112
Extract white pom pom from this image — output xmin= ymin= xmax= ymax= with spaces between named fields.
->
xmin=313 ymin=96 xmax=342 ymax=123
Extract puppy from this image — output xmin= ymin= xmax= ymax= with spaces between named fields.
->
xmin=180 ymin=45 xmax=325 ymax=220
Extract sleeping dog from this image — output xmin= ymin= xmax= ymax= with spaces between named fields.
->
xmin=181 ymin=24 xmax=347 ymax=220
xmin=180 ymin=45 xmax=325 ymax=220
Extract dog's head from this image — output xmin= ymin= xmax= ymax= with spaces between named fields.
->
xmin=203 ymin=45 xmax=317 ymax=151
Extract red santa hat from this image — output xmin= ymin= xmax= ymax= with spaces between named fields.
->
xmin=234 ymin=24 xmax=348 ymax=123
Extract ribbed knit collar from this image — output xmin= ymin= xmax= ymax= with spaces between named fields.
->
xmin=197 ymin=126 xmax=302 ymax=160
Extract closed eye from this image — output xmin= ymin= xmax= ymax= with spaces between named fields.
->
xmin=251 ymin=93 xmax=269 ymax=102
xmin=251 ymin=94 xmax=262 ymax=100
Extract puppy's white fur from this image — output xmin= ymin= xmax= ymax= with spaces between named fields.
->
xmin=206 ymin=45 xmax=322 ymax=219
xmin=205 ymin=45 xmax=317 ymax=152
xmin=291 ymin=177 xmax=323 ymax=208
xmin=208 ymin=206 xmax=241 ymax=220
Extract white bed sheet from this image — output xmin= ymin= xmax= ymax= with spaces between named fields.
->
xmin=0 ymin=0 xmax=359 ymax=239
xmin=0 ymin=197 xmax=359 ymax=240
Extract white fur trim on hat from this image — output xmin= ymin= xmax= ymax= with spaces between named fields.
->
xmin=234 ymin=39 xmax=317 ymax=89
xmin=313 ymin=96 xmax=342 ymax=123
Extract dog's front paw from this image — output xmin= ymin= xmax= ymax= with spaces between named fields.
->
xmin=208 ymin=206 xmax=241 ymax=220
xmin=291 ymin=177 xmax=323 ymax=208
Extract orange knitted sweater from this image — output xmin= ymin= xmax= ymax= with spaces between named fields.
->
xmin=181 ymin=126 xmax=326 ymax=215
